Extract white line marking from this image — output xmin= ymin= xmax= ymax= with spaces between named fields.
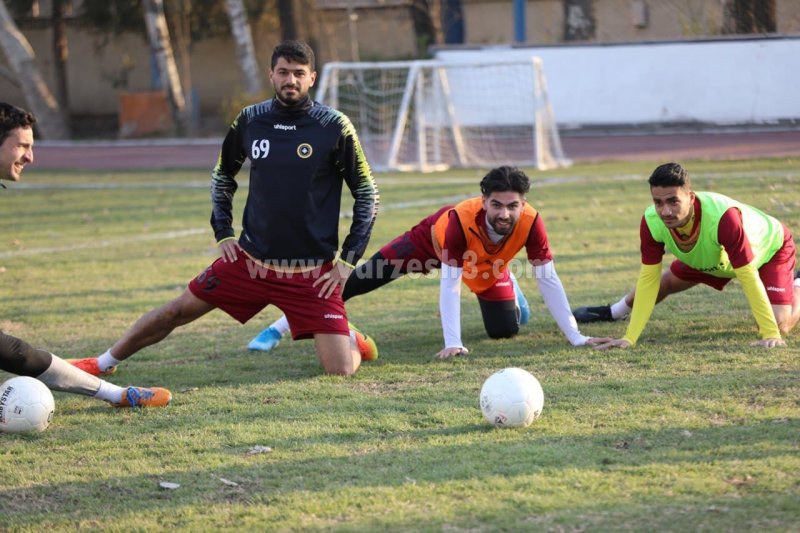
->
xmin=0 ymin=229 xmax=207 ymax=260
xmin=9 ymin=181 xmax=212 ymax=190
xmin=4 ymin=170 xmax=795 ymax=258
xmin=380 ymin=194 xmax=472 ymax=210
xmin=10 ymin=170 xmax=798 ymax=191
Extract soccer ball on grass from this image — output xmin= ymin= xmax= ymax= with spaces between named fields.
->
xmin=0 ymin=376 xmax=55 ymax=433
xmin=479 ymin=367 xmax=544 ymax=428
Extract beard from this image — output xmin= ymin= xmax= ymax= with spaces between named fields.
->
xmin=275 ymin=84 xmax=305 ymax=106
xmin=488 ymin=215 xmax=516 ymax=235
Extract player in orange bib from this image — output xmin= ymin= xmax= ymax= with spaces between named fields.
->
xmin=250 ymin=166 xmax=602 ymax=358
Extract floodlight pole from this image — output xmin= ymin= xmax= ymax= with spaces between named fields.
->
xmin=513 ymin=0 xmax=526 ymax=43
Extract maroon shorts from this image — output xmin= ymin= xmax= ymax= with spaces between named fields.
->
xmin=379 ymin=205 xmax=516 ymax=301
xmin=670 ymin=224 xmax=797 ymax=305
xmin=188 ymin=256 xmax=350 ymax=340
xmin=474 ymin=268 xmax=515 ymax=302
xmin=378 ymin=205 xmax=449 ymax=274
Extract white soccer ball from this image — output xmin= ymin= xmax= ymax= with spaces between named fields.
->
xmin=479 ymin=367 xmax=544 ymax=428
xmin=0 ymin=376 xmax=55 ymax=433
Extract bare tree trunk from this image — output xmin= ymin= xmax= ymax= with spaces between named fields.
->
xmin=0 ymin=0 xmax=69 ymax=139
xmin=0 ymin=64 xmax=20 ymax=86
xmin=303 ymin=0 xmax=324 ymax=63
xmin=224 ymin=0 xmax=264 ymax=96
xmin=345 ymin=1 xmax=360 ymax=61
xmin=278 ymin=0 xmax=298 ymax=40
xmin=164 ymin=0 xmax=198 ymax=135
xmin=51 ymin=0 xmax=71 ymax=133
xmin=141 ymin=0 xmax=188 ymax=135
xmin=410 ymin=0 xmax=441 ymax=57
xmin=732 ymin=0 xmax=776 ymax=33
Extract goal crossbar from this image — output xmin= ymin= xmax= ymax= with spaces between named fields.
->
xmin=317 ymin=58 xmax=570 ymax=172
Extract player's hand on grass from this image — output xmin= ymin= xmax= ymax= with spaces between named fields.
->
xmin=584 ymin=337 xmax=614 ymax=347
xmin=314 ymin=261 xmax=353 ymax=299
xmin=218 ymin=239 xmax=242 ymax=262
xmin=751 ymin=338 xmax=786 ymax=348
xmin=436 ymin=346 xmax=469 ymax=359
xmin=592 ymin=338 xmax=631 ymax=350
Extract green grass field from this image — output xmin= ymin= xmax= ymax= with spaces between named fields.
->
xmin=1 ymin=159 xmax=798 ymax=531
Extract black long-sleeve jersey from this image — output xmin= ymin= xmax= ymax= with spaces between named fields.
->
xmin=210 ymin=96 xmax=379 ymax=266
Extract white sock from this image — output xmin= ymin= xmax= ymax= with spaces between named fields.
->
xmin=610 ymin=296 xmax=632 ymax=320
xmin=93 ymin=380 xmax=127 ymax=403
xmin=272 ymin=316 xmax=290 ymax=336
xmin=36 ymin=355 xmax=101 ymax=396
xmin=97 ymin=350 xmax=123 ymax=372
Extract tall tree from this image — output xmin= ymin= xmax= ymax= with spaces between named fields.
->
xmin=51 ymin=0 xmax=70 ymax=112
xmin=224 ymin=0 xmax=263 ymax=96
xmin=141 ymin=0 xmax=189 ymax=134
xmin=277 ymin=0 xmax=297 ymax=41
xmin=409 ymin=0 xmax=441 ymax=57
xmin=0 ymin=0 xmax=69 ymax=138
xmin=731 ymin=0 xmax=776 ymax=33
xmin=164 ymin=0 xmax=198 ymax=134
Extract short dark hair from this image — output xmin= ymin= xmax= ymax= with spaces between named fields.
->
xmin=648 ymin=162 xmax=691 ymax=189
xmin=480 ymin=166 xmax=531 ymax=196
xmin=271 ymin=40 xmax=315 ymax=71
xmin=0 ymin=102 xmax=36 ymax=145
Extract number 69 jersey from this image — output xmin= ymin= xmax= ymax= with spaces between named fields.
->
xmin=210 ymin=96 xmax=379 ymax=267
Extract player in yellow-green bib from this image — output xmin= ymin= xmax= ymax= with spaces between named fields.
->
xmin=574 ymin=162 xmax=799 ymax=349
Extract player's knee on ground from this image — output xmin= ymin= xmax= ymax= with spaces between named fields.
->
xmin=319 ymin=354 xmax=359 ymax=376
xmin=479 ymin=299 xmax=519 ymax=339
xmin=314 ymin=334 xmax=360 ymax=376
xmin=773 ymin=305 xmax=799 ymax=336
xmin=777 ymin=319 xmax=796 ymax=336
xmin=0 ymin=332 xmax=53 ymax=376
xmin=323 ymin=363 xmax=357 ymax=376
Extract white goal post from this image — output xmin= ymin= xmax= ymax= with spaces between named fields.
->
xmin=316 ymin=58 xmax=570 ymax=172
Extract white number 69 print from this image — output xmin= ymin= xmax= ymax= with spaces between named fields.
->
xmin=251 ymin=139 xmax=270 ymax=159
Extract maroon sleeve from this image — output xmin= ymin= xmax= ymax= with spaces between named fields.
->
xmin=718 ymin=207 xmax=754 ymax=268
xmin=442 ymin=210 xmax=467 ymax=267
xmin=640 ymin=216 xmax=665 ymax=265
xmin=525 ymin=214 xmax=554 ymax=263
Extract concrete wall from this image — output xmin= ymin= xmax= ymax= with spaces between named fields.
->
xmin=436 ymin=37 xmax=800 ymax=127
xmin=461 ymin=0 xmax=800 ymax=45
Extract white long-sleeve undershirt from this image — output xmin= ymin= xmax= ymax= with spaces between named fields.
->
xmin=439 ymin=214 xmax=587 ymax=348
xmin=439 ymin=263 xmax=464 ymax=349
xmin=534 ymin=260 xmax=589 ymax=346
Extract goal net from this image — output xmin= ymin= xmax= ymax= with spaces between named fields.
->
xmin=316 ymin=58 xmax=570 ymax=172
